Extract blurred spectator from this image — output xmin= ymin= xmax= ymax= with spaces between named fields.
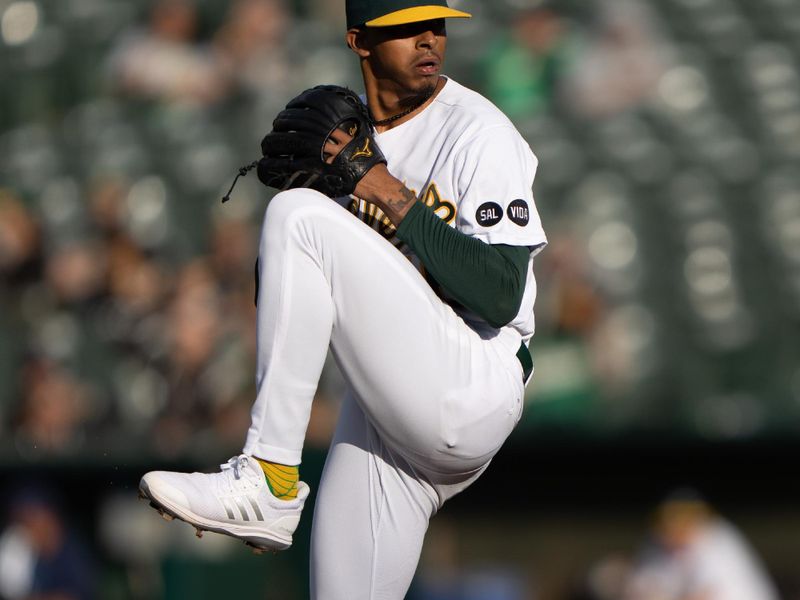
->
xmin=537 ymin=233 xmax=604 ymax=337
xmin=148 ymin=259 xmax=222 ymax=452
xmin=212 ymin=0 xmax=297 ymax=100
xmin=623 ymin=489 xmax=780 ymax=600
xmin=106 ymin=236 xmax=167 ymax=321
xmin=86 ymin=176 xmax=129 ymax=240
xmin=209 ymin=209 xmax=259 ymax=293
xmin=0 ymin=190 xmax=41 ymax=285
xmin=567 ymin=553 xmax=634 ymax=600
xmin=480 ymin=2 xmax=578 ymax=120
xmin=107 ymin=0 xmax=228 ymax=106
xmin=0 ymin=484 xmax=96 ymax=600
xmin=560 ymin=0 xmax=669 ymax=119
xmin=167 ymin=260 xmax=221 ymax=378
xmin=409 ymin=518 xmax=528 ymax=600
xmin=44 ymin=239 xmax=108 ymax=308
xmin=305 ymin=0 xmax=347 ymax=32
xmin=14 ymin=358 xmax=93 ymax=454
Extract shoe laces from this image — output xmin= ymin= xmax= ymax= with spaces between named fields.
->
xmin=219 ymin=455 xmax=258 ymax=493
xmin=220 ymin=455 xmax=248 ymax=478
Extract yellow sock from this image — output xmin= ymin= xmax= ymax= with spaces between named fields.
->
xmin=255 ymin=458 xmax=299 ymax=500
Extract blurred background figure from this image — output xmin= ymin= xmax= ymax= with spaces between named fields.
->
xmin=408 ymin=518 xmax=528 ymax=600
xmin=480 ymin=0 xmax=579 ymax=121
xmin=623 ymin=488 xmax=780 ymax=600
xmin=13 ymin=358 xmax=93 ymax=454
xmin=0 ymin=484 xmax=95 ymax=600
xmin=0 ymin=190 xmax=41 ymax=284
xmin=107 ymin=0 xmax=227 ymax=106
xmin=212 ymin=0 xmax=297 ymax=102
xmin=560 ymin=0 xmax=670 ymax=119
xmin=567 ymin=553 xmax=634 ymax=600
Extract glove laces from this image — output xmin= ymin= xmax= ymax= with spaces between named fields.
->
xmin=221 ymin=160 xmax=259 ymax=203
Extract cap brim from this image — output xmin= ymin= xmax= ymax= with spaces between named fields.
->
xmin=365 ymin=6 xmax=472 ymax=27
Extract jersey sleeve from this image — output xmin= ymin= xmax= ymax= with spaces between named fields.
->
xmin=455 ymin=124 xmax=547 ymax=253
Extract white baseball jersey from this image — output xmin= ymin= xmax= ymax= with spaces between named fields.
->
xmin=337 ymin=77 xmax=548 ymax=343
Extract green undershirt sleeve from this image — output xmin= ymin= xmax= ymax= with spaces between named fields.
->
xmin=395 ymin=201 xmax=531 ymax=329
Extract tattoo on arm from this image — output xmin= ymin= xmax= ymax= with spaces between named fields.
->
xmin=384 ymin=185 xmax=417 ymax=220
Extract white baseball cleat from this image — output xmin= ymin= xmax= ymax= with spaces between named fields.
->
xmin=139 ymin=455 xmax=309 ymax=552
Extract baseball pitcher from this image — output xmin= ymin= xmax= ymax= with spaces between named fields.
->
xmin=140 ymin=1 xmax=548 ymax=597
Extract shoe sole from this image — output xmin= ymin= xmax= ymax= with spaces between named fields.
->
xmin=138 ymin=478 xmax=292 ymax=554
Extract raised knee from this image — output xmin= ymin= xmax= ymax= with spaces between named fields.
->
xmin=263 ymin=189 xmax=331 ymax=230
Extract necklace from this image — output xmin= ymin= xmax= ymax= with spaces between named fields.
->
xmin=370 ymin=91 xmax=433 ymax=127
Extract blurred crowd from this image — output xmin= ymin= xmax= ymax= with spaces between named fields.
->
xmin=107 ymin=0 xmax=296 ymax=108
xmin=0 ymin=0 xmax=685 ymax=464
xmin=0 ymin=0 xmax=357 ymax=462
xmin=1 ymin=172 xmax=267 ymax=458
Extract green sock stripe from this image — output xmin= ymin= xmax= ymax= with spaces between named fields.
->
xmin=256 ymin=459 xmax=298 ymax=476
xmin=265 ymin=477 xmax=296 ymax=496
xmin=265 ymin=477 xmax=282 ymax=497
xmin=264 ymin=469 xmax=298 ymax=484
xmin=269 ymin=464 xmax=299 ymax=475
xmin=267 ymin=479 xmax=294 ymax=493
xmin=266 ymin=473 xmax=297 ymax=484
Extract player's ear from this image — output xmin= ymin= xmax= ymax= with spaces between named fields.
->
xmin=346 ymin=27 xmax=370 ymax=57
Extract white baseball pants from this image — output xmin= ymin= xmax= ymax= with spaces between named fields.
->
xmin=242 ymin=189 xmax=528 ymax=599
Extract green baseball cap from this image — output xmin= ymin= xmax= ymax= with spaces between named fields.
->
xmin=346 ymin=0 xmax=471 ymax=29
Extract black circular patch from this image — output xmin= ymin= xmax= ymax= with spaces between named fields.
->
xmin=476 ymin=202 xmax=503 ymax=227
xmin=507 ymin=199 xmax=530 ymax=227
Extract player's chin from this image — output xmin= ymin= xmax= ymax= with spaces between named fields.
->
xmin=406 ymin=70 xmax=440 ymax=95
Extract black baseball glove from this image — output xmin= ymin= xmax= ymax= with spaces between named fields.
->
xmin=256 ymin=85 xmax=386 ymax=198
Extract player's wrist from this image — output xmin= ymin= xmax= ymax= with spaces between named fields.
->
xmin=354 ymin=164 xmax=416 ymax=225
